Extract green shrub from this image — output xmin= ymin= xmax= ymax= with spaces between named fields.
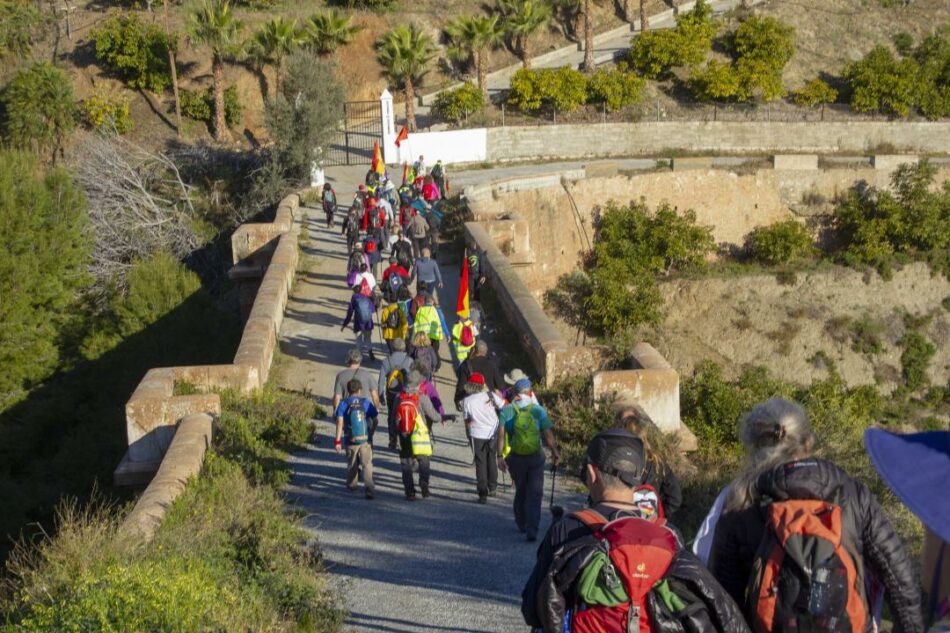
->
xmin=793 ymin=78 xmax=838 ymax=106
xmin=833 ymin=160 xmax=950 ymax=271
xmin=92 ymin=12 xmax=174 ymax=93
xmin=180 ymin=85 xmax=242 ymax=128
xmin=899 ymin=331 xmax=935 ymax=392
xmin=432 ymin=81 xmax=484 ymax=123
xmin=844 ymin=45 xmax=918 ymax=117
xmin=508 ymin=66 xmax=588 ymax=114
xmin=892 ymin=31 xmax=914 ymax=56
xmin=1 ymin=61 xmax=76 ymax=158
xmin=586 ymin=64 xmax=645 ymax=112
xmin=0 ymin=150 xmax=90 ymax=411
xmin=628 ymin=0 xmax=715 ymax=78
xmin=688 ymin=59 xmax=742 ymax=101
xmin=731 ymin=16 xmax=795 ymax=72
xmin=912 ymin=29 xmax=950 ymax=120
xmin=745 ymin=220 xmax=815 ymax=265
xmin=0 ymin=0 xmax=48 ymax=59
xmin=80 ymin=91 xmax=133 ymax=133
xmin=850 ymin=314 xmax=886 ymax=355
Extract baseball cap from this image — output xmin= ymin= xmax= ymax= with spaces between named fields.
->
xmin=865 ymin=429 xmax=950 ymax=543
xmin=513 ymin=378 xmax=532 ymax=394
xmin=467 ymin=372 xmax=485 ymax=385
xmin=582 ymin=429 xmax=646 ymax=488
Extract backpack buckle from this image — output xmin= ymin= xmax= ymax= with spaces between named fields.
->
xmin=627 ymin=605 xmax=640 ymax=633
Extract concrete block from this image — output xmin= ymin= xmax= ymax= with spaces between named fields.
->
xmin=773 ymin=154 xmax=819 ymax=170
xmin=671 ymin=156 xmax=713 ymax=171
xmin=872 ymin=154 xmax=919 ymax=171
xmin=585 ymin=162 xmax=618 ymax=179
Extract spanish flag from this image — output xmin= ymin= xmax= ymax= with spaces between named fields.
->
xmin=371 ymin=141 xmax=385 ymax=176
xmin=457 ymin=256 xmax=470 ymax=318
xmin=395 ymin=125 xmax=409 ymax=147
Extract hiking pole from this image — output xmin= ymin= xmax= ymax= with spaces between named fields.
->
xmin=549 ymin=463 xmax=564 ymax=519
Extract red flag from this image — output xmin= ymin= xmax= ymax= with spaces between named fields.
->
xmin=371 ymin=141 xmax=385 ymax=175
xmin=457 ymin=256 xmax=470 ymax=318
xmin=395 ymin=126 xmax=408 ymax=147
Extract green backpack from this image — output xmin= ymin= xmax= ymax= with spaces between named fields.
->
xmin=509 ymin=405 xmax=541 ymax=455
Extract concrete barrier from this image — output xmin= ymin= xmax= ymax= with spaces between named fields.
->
xmin=773 ymin=154 xmax=819 ymax=170
xmin=115 ymin=193 xmax=302 ymax=487
xmin=120 ymin=413 xmax=213 ymax=539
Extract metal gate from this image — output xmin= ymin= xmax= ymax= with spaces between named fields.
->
xmin=324 ymin=100 xmax=383 ymax=166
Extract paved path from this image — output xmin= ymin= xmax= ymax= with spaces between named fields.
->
xmin=280 ymin=166 xmax=582 ymax=632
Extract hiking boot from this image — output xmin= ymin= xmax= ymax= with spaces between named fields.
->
xmin=365 ymin=491 xmax=375 ymax=500
xmin=369 ymin=351 xmax=377 ymax=362
xmin=487 ymin=488 xmax=497 ymax=497
xmin=405 ymin=494 xmax=416 ymax=501
xmin=421 ymin=488 xmax=430 ymax=499
xmin=477 ymin=496 xmax=488 ymax=505
xmin=347 ymin=485 xmax=359 ymax=493
xmin=388 ymin=439 xmax=397 ymax=450
xmin=526 ymin=532 xmax=537 ymax=542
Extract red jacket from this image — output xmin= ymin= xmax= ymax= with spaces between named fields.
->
xmin=382 ymin=264 xmax=409 ymax=283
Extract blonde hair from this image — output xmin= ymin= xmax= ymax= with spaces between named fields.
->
xmin=616 ymin=405 xmax=666 ymax=473
xmin=725 ymin=398 xmax=815 ymax=512
xmin=411 ymin=332 xmax=430 ymax=348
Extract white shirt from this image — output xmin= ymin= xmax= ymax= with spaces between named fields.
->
xmin=377 ymin=198 xmax=394 ymax=223
xmin=462 ymin=391 xmax=504 ymax=440
xmin=355 ymin=271 xmax=377 ymax=290
xmin=692 ymin=485 xmax=729 ymax=565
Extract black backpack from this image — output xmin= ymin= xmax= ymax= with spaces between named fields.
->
xmin=394 ymin=241 xmax=413 ymax=268
xmin=385 ymin=306 xmax=401 ymax=329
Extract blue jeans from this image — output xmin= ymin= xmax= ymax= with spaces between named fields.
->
xmin=506 ymin=451 xmax=545 ymax=537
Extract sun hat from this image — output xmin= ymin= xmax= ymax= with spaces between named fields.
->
xmin=504 ymin=368 xmax=528 ymax=385
xmin=864 ymin=429 xmax=950 ymax=543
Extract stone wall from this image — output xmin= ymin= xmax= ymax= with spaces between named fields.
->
xmin=486 ymin=122 xmax=950 ymax=162
xmin=114 ymin=194 xmax=301 ymax=487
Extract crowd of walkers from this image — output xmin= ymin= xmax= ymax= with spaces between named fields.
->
xmin=323 ymin=158 xmax=949 ymax=633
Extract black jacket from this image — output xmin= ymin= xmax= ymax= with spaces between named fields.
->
xmin=643 ymin=460 xmax=683 ymax=517
xmin=522 ymin=504 xmax=750 ymax=633
xmin=708 ymin=458 xmax=924 ymax=633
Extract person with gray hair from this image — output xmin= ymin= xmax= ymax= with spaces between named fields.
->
xmin=455 ymin=340 xmax=505 ymax=404
xmin=394 ymin=370 xmax=442 ymax=500
xmin=708 ymin=398 xmax=923 ymax=633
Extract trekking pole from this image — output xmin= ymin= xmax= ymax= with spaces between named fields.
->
xmin=549 ymin=463 xmax=564 ymax=519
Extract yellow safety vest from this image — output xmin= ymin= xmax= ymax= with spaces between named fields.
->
xmin=410 ymin=418 xmax=432 ymax=456
xmin=412 ymin=305 xmax=443 ymax=341
xmin=451 ymin=320 xmax=476 ymax=361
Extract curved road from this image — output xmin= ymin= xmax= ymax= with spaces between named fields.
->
xmin=279 ymin=166 xmax=581 ymax=632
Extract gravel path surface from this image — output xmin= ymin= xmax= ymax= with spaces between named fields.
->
xmin=280 ymin=167 xmax=582 ymax=632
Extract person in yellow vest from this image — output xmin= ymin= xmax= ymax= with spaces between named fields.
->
xmin=395 ymin=370 xmax=442 ymax=500
xmin=451 ymin=315 xmax=479 ymax=370
xmin=380 ymin=299 xmax=408 ymax=352
xmin=412 ymin=295 xmax=449 ymax=372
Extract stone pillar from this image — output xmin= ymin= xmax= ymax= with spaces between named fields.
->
xmin=380 ymin=89 xmax=397 ymax=165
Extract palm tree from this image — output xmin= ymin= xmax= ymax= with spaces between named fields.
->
xmin=498 ymin=0 xmax=551 ymax=68
xmin=189 ymin=0 xmax=243 ymax=142
xmin=246 ymin=17 xmax=301 ymax=94
xmin=302 ymin=9 xmax=363 ymax=56
xmin=444 ymin=14 xmax=503 ymax=101
xmin=581 ymin=0 xmax=607 ymax=73
xmin=640 ymin=0 xmax=649 ymax=32
xmin=377 ymin=24 xmax=436 ymax=132
xmin=549 ymin=0 xmax=582 ymax=41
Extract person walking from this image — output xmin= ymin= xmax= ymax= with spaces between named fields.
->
xmin=615 ymin=404 xmax=683 ymax=516
xmin=341 ymin=285 xmax=377 ymax=361
xmin=708 ymin=398 xmax=923 ymax=633
xmin=378 ymin=338 xmax=413 ymax=450
xmin=498 ymin=378 xmax=560 ymax=541
xmin=395 ymin=370 xmax=441 ymax=501
xmin=331 ymin=348 xmax=380 ymax=417
xmin=502 ymin=368 xmax=539 ymax=404
xmin=408 ymin=332 xmax=438 ymax=381
xmin=412 ymin=295 xmax=448 ymax=371
xmin=380 ymin=256 xmax=410 ymax=303
xmin=408 ymin=208 xmax=429 ymax=258
xmin=380 ymin=298 xmax=408 ymax=354
xmin=321 ymin=183 xmax=337 ymax=228
xmin=376 ymin=193 xmax=394 ymax=249
xmin=462 ymin=372 xmax=504 ymax=504
xmin=412 ymin=247 xmax=443 ymax=302
xmin=451 ymin=313 xmax=479 ymax=370
xmin=465 ymin=240 xmax=486 ymax=303
xmin=431 ymin=159 xmax=447 ymax=198
xmin=425 ymin=204 xmax=442 ymax=258
xmin=334 ymin=379 xmax=378 ymax=499
xmin=391 ymin=229 xmax=414 ymax=276
xmin=456 ymin=340 xmax=505 ymax=404
xmin=520 ymin=429 xmax=751 ymax=633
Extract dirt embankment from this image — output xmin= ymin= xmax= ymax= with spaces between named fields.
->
xmin=650 ymin=263 xmax=950 ymax=390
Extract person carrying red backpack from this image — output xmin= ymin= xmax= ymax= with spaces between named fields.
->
xmin=394 ymin=370 xmax=442 ymax=501
xmin=521 ymin=429 xmax=751 ymax=633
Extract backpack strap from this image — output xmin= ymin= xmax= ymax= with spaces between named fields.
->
xmin=571 ymin=509 xmax=609 ymax=532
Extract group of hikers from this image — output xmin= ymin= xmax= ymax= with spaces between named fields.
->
xmin=320 ymin=159 xmax=949 ymax=633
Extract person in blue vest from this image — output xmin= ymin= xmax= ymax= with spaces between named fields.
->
xmin=342 ymin=284 xmax=377 ymax=361
xmin=334 ymin=379 xmax=379 ymax=500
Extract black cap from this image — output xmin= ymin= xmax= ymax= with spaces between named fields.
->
xmin=582 ymin=429 xmax=646 ymax=487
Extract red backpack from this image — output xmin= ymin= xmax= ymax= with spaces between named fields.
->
xmin=397 ymin=392 xmax=421 ymax=435
xmin=459 ymin=322 xmax=474 ymax=347
xmin=569 ymin=511 xmax=678 ymax=633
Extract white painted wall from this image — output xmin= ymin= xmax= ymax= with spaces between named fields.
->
xmin=390 ymin=128 xmax=489 ymax=166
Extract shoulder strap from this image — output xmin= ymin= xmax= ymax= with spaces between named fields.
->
xmin=571 ymin=509 xmax=609 ymax=531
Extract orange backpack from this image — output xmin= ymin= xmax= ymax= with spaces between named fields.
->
xmin=747 ymin=499 xmax=867 ymax=633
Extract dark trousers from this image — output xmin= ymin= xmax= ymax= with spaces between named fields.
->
xmin=473 ymin=437 xmax=498 ymax=498
xmin=506 ymin=451 xmax=546 ymax=537
xmin=411 ymin=236 xmax=426 ymax=258
xmin=430 ymin=338 xmax=441 ymax=371
xmin=399 ymin=435 xmax=430 ymax=497
xmin=385 ymin=391 xmax=398 ymax=446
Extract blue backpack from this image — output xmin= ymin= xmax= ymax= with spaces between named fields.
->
xmin=355 ymin=295 xmax=374 ymax=326
xmin=346 ymin=397 xmax=369 ymax=445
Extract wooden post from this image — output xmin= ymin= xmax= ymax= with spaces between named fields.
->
xmin=162 ymin=0 xmax=181 ymax=137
